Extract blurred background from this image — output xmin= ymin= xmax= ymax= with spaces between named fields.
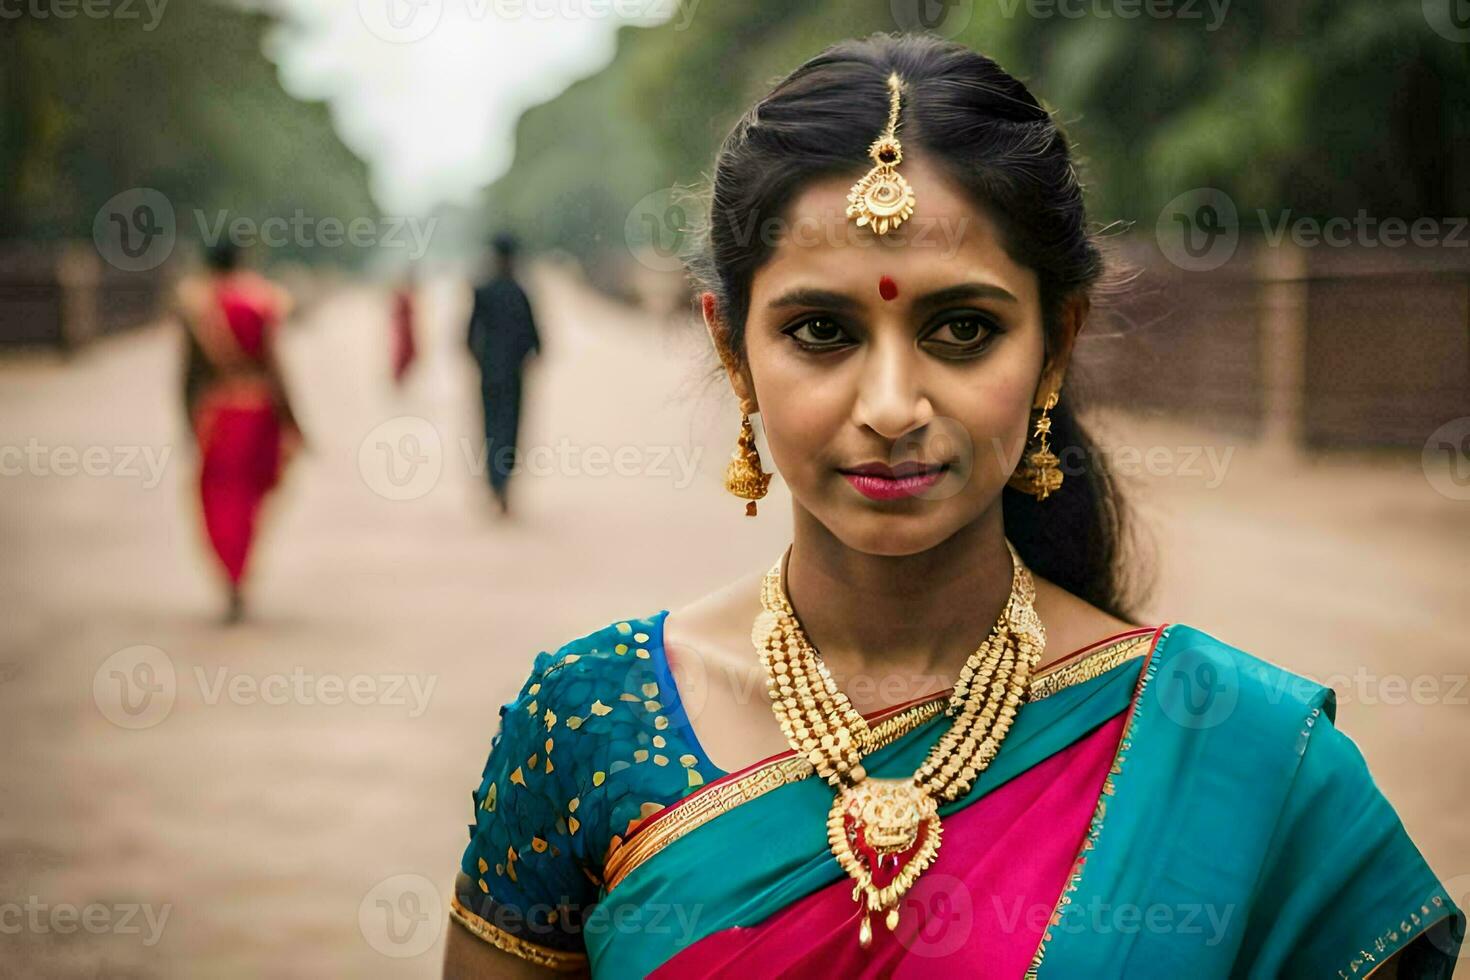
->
xmin=2 ymin=0 xmax=1468 ymax=975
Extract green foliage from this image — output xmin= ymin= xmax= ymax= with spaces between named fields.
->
xmin=0 ymin=0 xmax=377 ymax=265
xmin=479 ymin=0 xmax=1469 ymax=262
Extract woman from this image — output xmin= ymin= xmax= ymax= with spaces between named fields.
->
xmin=177 ymin=242 xmax=302 ymax=624
xmin=392 ymin=265 xmax=418 ymax=387
xmin=443 ymin=35 xmax=1463 ymax=978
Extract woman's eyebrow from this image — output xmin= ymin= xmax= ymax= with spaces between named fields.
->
xmin=764 ymin=281 xmax=1017 ymax=314
xmin=764 ymin=286 xmax=863 ymax=313
xmin=914 ymin=282 xmax=1020 ymax=308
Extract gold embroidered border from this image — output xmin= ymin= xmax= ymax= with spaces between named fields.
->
xmin=1028 ymin=634 xmax=1153 ymax=701
xmin=1352 ymin=892 xmax=1456 ymax=978
xmin=602 ymin=633 xmax=1155 ymax=894
xmin=449 ymin=893 xmax=589 ymax=972
xmin=1025 ymin=626 xmax=1170 ymax=979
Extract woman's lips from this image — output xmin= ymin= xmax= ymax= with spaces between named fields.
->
xmin=838 ymin=464 xmax=949 ymax=501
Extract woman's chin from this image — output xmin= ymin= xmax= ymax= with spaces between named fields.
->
xmin=823 ymin=505 xmax=967 ymax=558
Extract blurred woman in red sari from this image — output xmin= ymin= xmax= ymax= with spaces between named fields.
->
xmin=176 ymin=242 xmax=303 ymax=624
xmin=391 ymin=264 xmax=419 ymax=387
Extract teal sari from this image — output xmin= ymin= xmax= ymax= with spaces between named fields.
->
xmin=450 ymin=612 xmax=1465 ymax=977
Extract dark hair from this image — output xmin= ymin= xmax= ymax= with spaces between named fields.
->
xmin=203 ymin=240 xmax=240 ymax=272
xmin=687 ymin=32 xmax=1150 ymax=620
xmin=492 ymin=232 xmax=520 ymax=258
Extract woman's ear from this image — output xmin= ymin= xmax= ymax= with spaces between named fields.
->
xmin=1037 ymin=292 xmax=1090 ymax=404
xmin=702 ymin=291 xmax=757 ymax=413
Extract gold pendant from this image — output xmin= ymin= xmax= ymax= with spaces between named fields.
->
xmin=826 ymin=776 xmax=942 ymax=947
xmin=845 ymin=142 xmax=915 ymax=236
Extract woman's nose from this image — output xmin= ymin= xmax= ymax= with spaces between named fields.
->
xmin=851 ymin=336 xmax=933 ymax=440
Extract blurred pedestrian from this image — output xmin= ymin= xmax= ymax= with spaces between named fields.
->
xmin=466 ymin=232 xmax=541 ymax=516
xmin=391 ymin=264 xmax=418 ymax=388
xmin=175 ymin=241 xmax=303 ymax=624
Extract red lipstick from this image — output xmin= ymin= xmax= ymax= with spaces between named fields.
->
xmin=838 ymin=460 xmax=948 ymax=501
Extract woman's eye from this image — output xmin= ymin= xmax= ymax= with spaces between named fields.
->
xmin=785 ymin=317 xmax=850 ymax=348
xmin=926 ymin=315 xmax=999 ymax=352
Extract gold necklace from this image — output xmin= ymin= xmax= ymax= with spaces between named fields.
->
xmin=752 ymin=540 xmax=1045 ymax=947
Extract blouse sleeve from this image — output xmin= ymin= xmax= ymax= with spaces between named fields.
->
xmin=1239 ymin=705 xmax=1465 ymax=977
xmin=450 ymin=650 xmax=598 ymax=972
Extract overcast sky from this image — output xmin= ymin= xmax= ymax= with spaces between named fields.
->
xmin=264 ymin=0 xmax=679 ymax=215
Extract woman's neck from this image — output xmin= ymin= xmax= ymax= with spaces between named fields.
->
xmin=783 ymin=507 xmax=1016 ymax=693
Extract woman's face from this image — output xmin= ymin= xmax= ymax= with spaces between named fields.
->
xmin=711 ymin=153 xmax=1075 ymax=557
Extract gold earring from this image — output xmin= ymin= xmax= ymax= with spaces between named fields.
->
xmin=724 ymin=410 xmax=772 ymax=516
xmin=1007 ymin=390 xmax=1063 ymax=501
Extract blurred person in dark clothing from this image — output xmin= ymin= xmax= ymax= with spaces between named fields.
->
xmin=467 ymin=232 xmax=541 ymax=516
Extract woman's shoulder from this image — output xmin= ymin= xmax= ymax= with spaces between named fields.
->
xmin=1150 ymin=621 xmax=1338 ymax=725
xmin=491 ymin=609 xmax=709 ymax=779
xmin=508 ymin=609 xmax=671 ymax=704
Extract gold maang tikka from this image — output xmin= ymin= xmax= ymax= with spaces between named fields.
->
xmin=724 ymin=410 xmax=772 ymax=516
xmin=1007 ymin=389 xmax=1063 ymax=500
xmin=846 ymin=72 xmax=916 ymax=236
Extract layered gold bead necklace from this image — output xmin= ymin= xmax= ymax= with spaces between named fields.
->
xmin=752 ymin=540 xmax=1046 ymax=947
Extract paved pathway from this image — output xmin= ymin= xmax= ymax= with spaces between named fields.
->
xmin=1 ymin=265 xmax=1464 ymax=975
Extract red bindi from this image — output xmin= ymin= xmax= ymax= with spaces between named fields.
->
xmin=878 ymin=275 xmax=899 ymax=301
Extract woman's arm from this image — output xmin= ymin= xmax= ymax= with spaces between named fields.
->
xmin=442 ymin=918 xmax=588 ymax=980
